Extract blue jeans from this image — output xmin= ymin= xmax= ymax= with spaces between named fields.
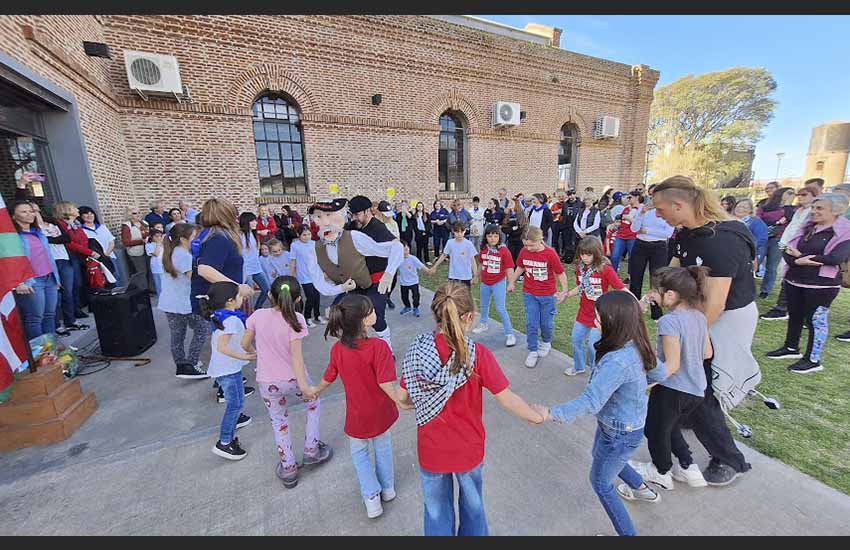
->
xmin=349 ymin=430 xmax=394 ymax=500
xmin=571 ymin=322 xmax=601 ymax=373
xmin=590 ymin=422 xmax=645 ymax=536
xmin=56 ymin=259 xmax=76 ymax=328
xmin=761 ymin=238 xmax=782 ymax=294
xmin=251 ymin=271 xmax=271 ymax=309
xmin=420 ymin=462 xmax=488 ymax=536
xmin=151 ymin=273 xmax=162 ymax=296
xmin=17 ymin=274 xmax=59 ymax=341
xmin=480 ymin=278 xmax=513 ymax=336
xmin=610 ymin=238 xmax=636 ymax=273
xmin=108 ymin=255 xmax=123 ymax=287
xmin=216 ymin=371 xmax=245 ymax=444
xmin=523 ymin=293 xmax=556 ymax=352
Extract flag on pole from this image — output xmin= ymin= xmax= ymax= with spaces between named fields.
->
xmin=0 ymin=194 xmax=35 ymax=402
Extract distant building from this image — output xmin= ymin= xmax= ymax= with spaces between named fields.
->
xmin=803 ymin=122 xmax=850 ymax=187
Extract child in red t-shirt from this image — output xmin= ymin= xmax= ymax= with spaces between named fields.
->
xmin=507 ymin=226 xmax=570 ymax=368
xmin=472 ymin=224 xmax=516 ymax=347
xmin=565 ymin=236 xmax=625 ymax=376
xmin=398 ymin=282 xmax=543 ymax=536
xmin=310 ymin=294 xmax=409 ymax=520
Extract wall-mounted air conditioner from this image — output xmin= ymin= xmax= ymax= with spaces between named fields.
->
xmin=493 ymin=101 xmax=521 ymax=128
xmin=594 ymin=116 xmax=620 ymax=139
xmin=124 ymin=50 xmax=183 ymax=95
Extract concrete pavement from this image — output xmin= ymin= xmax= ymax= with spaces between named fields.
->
xmin=1 ymin=288 xmax=849 ymax=535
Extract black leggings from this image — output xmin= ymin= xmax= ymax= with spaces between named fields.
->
xmin=628 ymin=239 xmax=668 ymax=319
xmin=302 ymin=282 xmax=321 ymax=321
xmin=785 ymin=284 xmax=839 ymax=360
xmin=645 ymin=385 xmax=704 ymax=474
xmin=415 ymin=232 xmax=430 ymax=263
xmin=507 ymin=241 xmax=523 ymax=264
xmin=401 ymin=284 xmax=420 ymax=309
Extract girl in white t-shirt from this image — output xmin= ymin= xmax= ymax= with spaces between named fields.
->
xmin=145 ymin=227 xmax=164 ymax=296
xmin=241 ymin=275 xmax=332 ymax=488
xmin=160 ymin=223 xmax=210 ymax=380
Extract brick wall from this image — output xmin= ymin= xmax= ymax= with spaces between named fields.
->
xmin=1 ymin=15 xmax=659 ymax=224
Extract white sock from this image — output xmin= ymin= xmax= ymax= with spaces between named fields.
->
xmin=376 ymin=327 xmax=393 ymax=355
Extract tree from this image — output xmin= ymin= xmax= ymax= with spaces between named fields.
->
xmin=648 ymin=67 xmax=777 ymax=186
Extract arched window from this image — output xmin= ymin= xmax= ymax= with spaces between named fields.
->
xmin=252 ymin=94 xmax=307 ymax=195
xmin=438 ymin=112 xmax=466 ymax=192
xmin=558 ymin=123 xmax=578 ymax=190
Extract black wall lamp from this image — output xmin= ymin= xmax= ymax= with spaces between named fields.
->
xmin=83 ymin=41 xmax=111 ymax=58
xmin=371 ymin=94 xmax=382 ymax=106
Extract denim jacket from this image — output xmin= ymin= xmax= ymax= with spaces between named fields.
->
xmin=551 ymin=341 xmax=664 ymax=432
xmin=18 ymin=229 xmax=61 ymax=287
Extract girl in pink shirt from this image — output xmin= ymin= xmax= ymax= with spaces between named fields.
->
xmin=241 ymin=275 xmax=333 ymax=488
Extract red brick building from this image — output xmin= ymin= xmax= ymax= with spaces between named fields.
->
xmin=0 ymin=15 xmax=658 ymax=230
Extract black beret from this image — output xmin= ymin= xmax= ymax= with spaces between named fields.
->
xmin=349 ymin=195 xmax=373 ymax=214
xmin=309 ymin=198 xmax=348 ymax=215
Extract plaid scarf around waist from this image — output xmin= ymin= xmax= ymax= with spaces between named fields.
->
xmin=402 ymin=332 xmax=477 ymax=427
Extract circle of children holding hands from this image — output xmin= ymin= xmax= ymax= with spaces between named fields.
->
xmin=159 ymin=179 xmax=768 ymax=536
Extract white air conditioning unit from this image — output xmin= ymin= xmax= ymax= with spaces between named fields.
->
xmin=594 ymin=116 xmax=620 ymax=139
xmin=492 ymin=101 xmax=521 ymax=128
xmin=124 ymin=50 xmax=183 ymax=95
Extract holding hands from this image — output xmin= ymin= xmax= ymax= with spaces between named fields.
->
xmin=530 ymin=404 xmax=551 ymax=423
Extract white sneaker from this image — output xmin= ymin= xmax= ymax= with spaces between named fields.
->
xmin=317 ymin=315 xmax=329 ymax=324
xmin=563 ymin=366 xmax=578 ymax=376
xmin=616 ymin=483 xmax=660 ymax=503
xmin=525 ymin=351 xmax=539 ymax=368
xmin=472 ymin=324 xmax=489 ymax=334
xmin=306 ymin=319 xmax=317 ymax=328
xmin=365 ymin=494 xmax=384 ymax=518
xmin=628 ymin=460 xmax=674 ymax=491
xmin=381 ymin=487 xmax=396 ymax=502
xmin=538 ymin=342 xmax=552 ymax=357
xmin=505 ymin=334 xmax=516 ymax=347
xmin=671 ymin=462 xmax=708 ymax=488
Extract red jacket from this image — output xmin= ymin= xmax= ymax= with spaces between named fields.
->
xmin=256 ymin=215 xmax=277 ymax=243
xmin=58 ymin=219 xmax=94 ymax=258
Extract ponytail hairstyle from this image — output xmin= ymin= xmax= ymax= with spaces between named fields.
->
xmin=650 ymin=266 xmax=711 ymax=311
xmin=593 ymin=291 xmax=656 ymax=372
xmin=269 ymin=275 xmax=303 ymax=333
xmin=238 ymin=211 xmax=258 ymax=247
xmin=431 ymin=281 xmax=476 ymax=376
xmin=162 ymin=223 xmax=196 ymax=278
xmin=197 ymin=281 xmax=239 ymax=330
xmin=652 ymin=175 xmax=730 ymax=225
xmin=324 ymin=293 xmax=373 ymax=349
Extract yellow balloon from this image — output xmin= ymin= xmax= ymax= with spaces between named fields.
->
xmin=410 ymin=199 xmax=418 ymax=208
xmin=329 ymin=184 xmax=339 ymax=194
xmin=386 ymin=187 xmax=396 ymax=199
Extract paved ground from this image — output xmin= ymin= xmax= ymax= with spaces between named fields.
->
xmin=2 ymin=288 xmax=849 ymax=535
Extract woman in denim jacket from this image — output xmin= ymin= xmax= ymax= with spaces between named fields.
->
xmin=533 ymin=290 xmax=667 ymax=536
xmin=10 ymin=200 xmax=61 ymax=340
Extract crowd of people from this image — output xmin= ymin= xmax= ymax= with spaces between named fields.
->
xmin=8 ymin=170 xmax=850 ymax=536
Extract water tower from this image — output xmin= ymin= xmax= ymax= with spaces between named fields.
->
xmin=803 ymin=122 xmax=850 ymax=186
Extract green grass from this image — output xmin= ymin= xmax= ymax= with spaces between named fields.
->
xmin=419 ymin=262 xmax=850 ymax=495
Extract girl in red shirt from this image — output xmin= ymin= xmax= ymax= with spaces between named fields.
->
xmin=472 ymin=224 xmax=516 ymax=347
xmin=310 ymin=294 xmax=408 ymax=520
xmin=565 ymin=236 xmax=625 ymax=376
xmin=398 ymin=282 xmax=543 ymax=536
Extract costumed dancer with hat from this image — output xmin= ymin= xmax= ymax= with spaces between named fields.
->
xmin=307 ymin=196 xmax=404 ymax=353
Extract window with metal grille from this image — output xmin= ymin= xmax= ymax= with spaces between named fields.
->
xmin=252 ymin=94 xmax=308 ymax=196
xmin=438 ymin=112 xmax=466 ymax=192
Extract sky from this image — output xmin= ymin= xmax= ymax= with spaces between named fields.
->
xmin=477 ymin=15 xmax=850 ymax=181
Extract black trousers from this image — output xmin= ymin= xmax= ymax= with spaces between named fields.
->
xmin=687 ymin=359 xmax=750 ymax=473
xmin=628 ymin=239 xmax=667 ymax=320
xmin=449 ymin=278 xmax=471 ymax=288
xmin=507 ymin=241 xmax=523 ymax=264
xmin=550 ymin=222 xmax=565 ymax=256
xmin=414 ymin=231 xmax=430 ymax=263
xmin=333 ymin=282 xmax=388 ymax=332
xmin=646 ymin=385 xmax=704 ymax=474
xmin=772 ymin=280 xmax=789 ymax=313
xmin=785 ymin=283 xmax=839 ymax=356
xmin=302 ymin=282 xmax=321 ymax=321
xmin=401 ymin=284 xmax=420 ymax=308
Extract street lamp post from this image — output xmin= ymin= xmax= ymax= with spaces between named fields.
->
xmin=775 ymin=152 xmax=786 ymax=181
xmin=645 ymin=142 xmax=657 ymax=185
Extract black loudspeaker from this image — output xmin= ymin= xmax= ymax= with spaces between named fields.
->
xmin=82 ymin=41 xmax=111 ymax=58
xmin=88 ymin=287 xmax=157 ymax=357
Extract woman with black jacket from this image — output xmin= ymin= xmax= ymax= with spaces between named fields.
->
xmin=527 ymin=193 xmax=554 ymax=241
xmin=501 ymin=198 xmax=528 ymax=263
xmin=396 ymin=201 xmax=414 ymax=248
xmin=411 ymin=201 xmax=431 ymax=264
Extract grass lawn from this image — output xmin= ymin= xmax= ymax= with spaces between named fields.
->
xmin=418 ymin=260 xmax=850 ymax=496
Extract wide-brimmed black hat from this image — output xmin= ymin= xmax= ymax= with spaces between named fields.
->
xmin=309 ymin=198 xmax=348 ymax=215
xmin=349 ymin=195 xmax=373 ymax=214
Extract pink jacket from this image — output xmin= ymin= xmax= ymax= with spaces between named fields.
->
xmin=787 ymin=216 xmax=850 ymax=279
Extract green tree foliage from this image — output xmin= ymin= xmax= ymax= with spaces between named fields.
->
xmin=648 ymin=67 xmax=777 ymax=186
